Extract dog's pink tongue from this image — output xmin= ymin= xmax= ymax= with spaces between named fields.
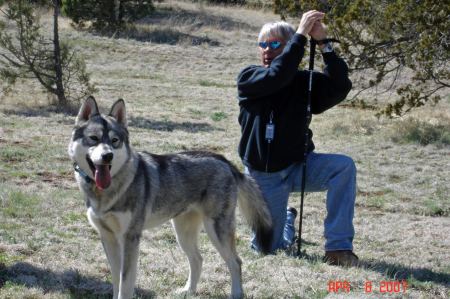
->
xmin=95 ymin=165 xmax=111 ymax=190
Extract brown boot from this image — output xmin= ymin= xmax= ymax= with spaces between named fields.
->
xmin=324 ymin=250 xmax=359 ymax=267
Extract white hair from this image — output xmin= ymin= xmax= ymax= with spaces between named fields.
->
xmin=258 ymin=21 xmax=295 ymax=42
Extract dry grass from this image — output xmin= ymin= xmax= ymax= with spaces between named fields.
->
xmin=0 ymin=1 xmax=449 ymax=298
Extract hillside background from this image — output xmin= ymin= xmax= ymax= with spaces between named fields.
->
xmin=0 ymin=1 xmax=449 ymax=298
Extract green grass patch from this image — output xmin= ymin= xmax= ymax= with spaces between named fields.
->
xmin=407 ymin=276 xmax=435 ymax=292
xmin=68 ymin=292 xmax=112 ymax=299
xmin=0 ymin=147 xmax=29 ymax=163
xmin=45 ymin=226 xmax=77 ymax=241
xmin=1 ymin=191 xmax=40 ymax=219
xmin=0 ymin=251 xmax=26 ymax=266
xmin=0 ymin=282 xmax=29 ymax=295
xmin=422 ymin=199 xmax=449 ymax=216
xmin=152 ymin=230 xmax=178 ymax=246
xmin=0 ymin=252 xmax=26 ymax=265
xmin=390 ymin=118 xmax=450 ymax=146
xmin=358 ymin=189 xmax=393 ymax=210
xmin=366 ymin=196 xmax=386 ymax=209
xmin=8 ymin=170 xmax=31 ymax=180
xmin=62 ymin=212 xmax=86 ymax=224
xmin=0 ymin=222 xmax=25 ymax=243
xmin=188 ymin=108 xmax=206 ymax=119
xmin=211 ymin=111 xmax=227 ymax=122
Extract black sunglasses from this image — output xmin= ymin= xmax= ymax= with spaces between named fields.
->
xmin=258 ymin=40 xmax=282 ymax=50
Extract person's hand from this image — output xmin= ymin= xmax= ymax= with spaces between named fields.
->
xmin=309 ymin=19 xmax=327 ymax=41
xmin=297 ymin=10 xmax=325 ymax=37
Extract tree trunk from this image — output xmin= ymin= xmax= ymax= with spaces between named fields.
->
xmin=53 ymin=0 xmax=67 ymax=106
xmin=114 ymin=0 xmax=120 ymax=23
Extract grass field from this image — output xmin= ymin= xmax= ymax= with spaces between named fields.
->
xmin=0 ymin=1 xmax=449 ymax=298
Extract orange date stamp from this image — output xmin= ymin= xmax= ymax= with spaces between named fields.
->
xmin=328 ymin=280 xmax=408 ymax=293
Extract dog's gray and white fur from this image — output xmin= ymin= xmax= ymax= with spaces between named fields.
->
xmin=68 ymin=96 xmax=273 ymax=299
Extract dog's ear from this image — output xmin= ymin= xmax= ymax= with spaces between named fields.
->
xmin=109 ymin=99 xmax=127 ymax=127
xmin=76 ymin=96 xmax=99 ymax=125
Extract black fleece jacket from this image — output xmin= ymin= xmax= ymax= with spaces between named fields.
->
xmin=237 ymin=34 xmax=352 ymax=172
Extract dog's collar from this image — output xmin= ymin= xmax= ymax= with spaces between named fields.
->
xmin=73 ymin=163 xmax=94 ymax=184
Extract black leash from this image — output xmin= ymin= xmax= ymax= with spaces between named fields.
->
xmin=296 ymin=38 xmax=316 ymax=257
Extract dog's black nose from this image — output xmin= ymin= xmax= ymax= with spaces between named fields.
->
xmin=102 ymin=152 xmax=113 ymax=163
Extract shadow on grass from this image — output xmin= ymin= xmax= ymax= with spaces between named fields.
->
xmin=360 ymin=259 xmax=450 ymax=287
xmin=296 ymin=250 xmax=449 ymax=287
xmin=2 ymin=109 xmax=217 ymax=133
xmin=2 ymin=105 xmax=100 ymax=126
xmin=111 ymin=27 xmax=220 ymax=46
xmin=87 ymin=6 xmax=259 ymax=46
xmin=0 ymin=262 xmax=155 ymax=298
xmin=128 ymin=116 xmax=216 ymax=133
xmin=3 ymin=108 xmax=52 ymax=118
xmin=139 ymin=7 xmax=258 ymax=32
xmin=2 ymin=105 xmax=79 ymax=118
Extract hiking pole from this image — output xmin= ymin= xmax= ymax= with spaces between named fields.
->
xmin=297 ymin=37 xmax=316 ymax=257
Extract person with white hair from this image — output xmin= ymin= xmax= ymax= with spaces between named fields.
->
xmin=236 ymin=10 xmax=358 ymax=266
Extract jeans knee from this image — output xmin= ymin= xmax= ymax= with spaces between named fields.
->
xmin=342 ymin=156 xmax=356 ymax=176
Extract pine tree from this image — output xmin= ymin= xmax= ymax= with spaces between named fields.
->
xmin=274 ymin=0 xmax=449 ymax=117
xmin=0 ymin=0 xmax=95 ymax=107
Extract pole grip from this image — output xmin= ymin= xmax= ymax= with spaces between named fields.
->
xmin=308 ymin=39 xmax=317 ymax=72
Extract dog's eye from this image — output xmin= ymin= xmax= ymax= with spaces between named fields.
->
xmin=89 ymin=136 xmax=99 ymax=142
xmin=112 ymin=137 xmax=119 ymax=144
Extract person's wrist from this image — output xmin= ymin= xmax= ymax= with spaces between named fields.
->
xmin=296 ymin=28 xmax=308 ymax=36
xmin=293 ymin=33 xmax=308 ymax=45
xmin=315 ymin=37 xmax=328 ymax=50
xmin=319 ymin=42 xmax=334 ymax=53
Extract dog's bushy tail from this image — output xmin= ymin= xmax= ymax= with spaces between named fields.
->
xmin=237 ymin=174 xmax=273 ymax=254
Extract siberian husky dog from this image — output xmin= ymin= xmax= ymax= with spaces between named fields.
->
xmin=68 ymin=96 xmax=273 ymax=299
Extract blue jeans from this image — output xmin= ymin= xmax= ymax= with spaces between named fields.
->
xmin=245 ymin=152 xmax=356 ymax=253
